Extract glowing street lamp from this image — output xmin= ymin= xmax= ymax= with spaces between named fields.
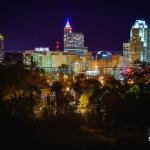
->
xmin=95 ymin=65 xmax=98 ymax=69
xmin=99 ymin=76 xmax=105 ymax=85
xmin=66 ymin=87 xmax=70 ymax=92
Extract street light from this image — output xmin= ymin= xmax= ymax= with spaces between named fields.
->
xmin=95 ymin=65 xmax=98 ymax=69
xmin=66 ymin=87 xmax=70 ymax=92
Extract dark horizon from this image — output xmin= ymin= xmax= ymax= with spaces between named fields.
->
xmin=0 ymin=0 xmax=150 ymax=51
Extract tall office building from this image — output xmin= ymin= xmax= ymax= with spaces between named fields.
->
xmin=130 ymin=20 xmax=149 ymax=63
xmin=148 ymin=29 xmax=150 ymax=63
xmin=64 ymin=19 xmax=73 ymax=48
xmin=123 ymin=43 xmax=131 ymax=64
xmin=0 ymin=34 xmax=4 ymax=62
xmin=64 ymin=19 xmax=88 ymax=56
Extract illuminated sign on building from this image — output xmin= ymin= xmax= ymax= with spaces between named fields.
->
xmin=96 ymin=51 xmax=112 ymax=59
xmin=35 ymin=47 xmax=50 ymax=52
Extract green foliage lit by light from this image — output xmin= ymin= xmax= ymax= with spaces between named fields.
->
xmin=129 ymin=84 xmax=140 ymax=94
xmin=77 ymin=89 xmax=93 ymax=113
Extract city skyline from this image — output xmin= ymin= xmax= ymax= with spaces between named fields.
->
xmin=0 ymin=0 xmax=150 ymax=51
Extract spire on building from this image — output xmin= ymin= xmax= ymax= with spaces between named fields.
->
xmin=65 ymin=18 xmax=71 ymax=28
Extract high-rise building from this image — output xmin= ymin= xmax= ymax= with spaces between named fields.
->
xmin=148 ymin=29 xmax=150 ymax=63
xmin=130 ymin=20 xmax=149 ymax=63
xmin=0 ymin=34 xmax=4 ymax=50
xmin=0 ymin=34 xmax=4 ymax=62
xmin=123 ymin=43 xmax=131 ymax=64
xmin=64 ymin=19 xmax=88 ymax=56
xmin=64 ymin=19 xmax=73 ymax=48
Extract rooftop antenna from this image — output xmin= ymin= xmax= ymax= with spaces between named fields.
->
xmin=56 ymin=41 xmax=60 ymax=50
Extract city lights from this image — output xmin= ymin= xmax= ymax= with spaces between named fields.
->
xmin=0 ymin=2 xmax=150 ymax=148
xmin=99 ymin=76 xmax=105 ymax=85
xmin=65 ymin=87 xmax=70 ymax=92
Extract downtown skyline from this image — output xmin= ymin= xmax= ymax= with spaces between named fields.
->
xmin=0 ymin=0 xmax=150 ymax=51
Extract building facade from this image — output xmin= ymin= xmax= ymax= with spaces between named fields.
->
xmin=0 ymin=34 xmax=4 ymax=62
xmin=25 ymin=49 xmax=80 ymax=73
xmin=123 ymin=42 xmax=131 ymax=64
xmin=130 ymin=20 xmax=149 ymax=63
xmin=64 ymin=19 xmax=88 ymax=56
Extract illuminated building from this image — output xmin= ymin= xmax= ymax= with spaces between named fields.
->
xmin=64 ymin=18 xmax=73 ymax=48
xmin=86 ymin=70 xmax=100 ymax=76
xmin=130 ymin=20 xmax=149 ymax=63
xmin=0 ymin=34 xmax=4 ymax=50
xmin=33 ymin=52 xmax=52 ymax=72
xmin=64 ymin=19 xmax=88 ymax=56
xmin=51 ymin=51 xmax=80 ymax=67
xmin=87 ymin=53 xmax=123 ymax=76
xmin=28 ymin=48 xmax=80 ymax=73
xmin=96 ymin=51 xmax=112 ymax=60
xmin=30 ymin=48 xmax=52 ymax=72
xmin=35 ymin=47 xmax=50 ymax=52
xmin=0 ymin=34 xmax=4 ymax=62
xmin=123 ymin=43 xmax=131 ymax=64
xmin=65 ymin=52 xmax=80 ymax=65
xmin=23 ymin=50 xmax=34 ymax=66
xmin=88 ymin=59 xmax=112 ymax=75
xmin=51 ymin=51 xmax=66 ymax=67
xmin=111 ymin=54 xmax=123 ymax=67
xmin=82 ymin=51 xmax=93 ymax=61
xmin=73 ymin=61 xmax=88 ymax=73
xmin=148 ymin=29 xmax=150 ymax=63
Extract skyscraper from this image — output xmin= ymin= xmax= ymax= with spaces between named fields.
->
xmin=64 ymin=19 xmax=73 ymax=48
xmin=64 ymin=19 xmax=88 ymax=56
xmin=0 ymin=34 xmax=4 ymax=62
xmin=148 ymin=29 xmax=150 ymax=63
xmin=130 ymin=20 xmax=149 ymax=63
xmin=123 ymin=42 xmax=131 ymax=64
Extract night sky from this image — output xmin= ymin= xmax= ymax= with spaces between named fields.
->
xmin=0 ymin=0 xmax=150 ymax=51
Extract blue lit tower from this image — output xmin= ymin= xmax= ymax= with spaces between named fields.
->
xmin=64 ymin=18 xmax=88 ymax=57
xmin=130 ymin=20 xmax=149 ymax=63
xmin=64 ymin=18 xmax=73 ymax=48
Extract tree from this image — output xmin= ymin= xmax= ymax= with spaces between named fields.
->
xmin=0 ymin=62 xmax=48 ymax=119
